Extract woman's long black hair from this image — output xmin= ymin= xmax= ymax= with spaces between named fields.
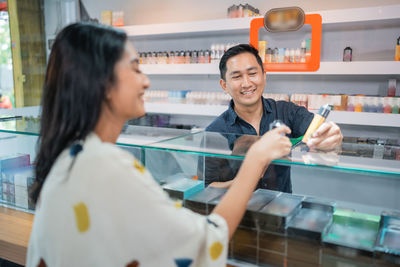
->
xmin=31 ymin=23 xmax=127 ymax=204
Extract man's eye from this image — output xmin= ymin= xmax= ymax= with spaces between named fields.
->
xmin=249 ymin=72 xmax=257 ymax=76
xmin=232 ymin=76 xmax=240 ymax=79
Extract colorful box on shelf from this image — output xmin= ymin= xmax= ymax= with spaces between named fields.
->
xmin=240 ymin=189 xmax=279 ymax=228
xmin=249 ymin=14 xmax=322 ymax=72
xmin=162 ymin=178 xmax=204 ymax=200
xmin=375 ymin=211 xmax=400 ymax=264
xmin=287 ymin=197 xmax=336 ymax=241
xmin=184 ymin=186 xmax=226 ymax=215
xmin=322 ymin=209 xmax=381 ymax=256
xmin=257 ymin=193 xmax=304 ymax=233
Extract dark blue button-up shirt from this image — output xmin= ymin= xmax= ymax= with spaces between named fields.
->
xmin=204 ymin=97 xmax=314 ymax=193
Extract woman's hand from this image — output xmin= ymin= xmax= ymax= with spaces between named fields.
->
xmin=248 ymin=125 xmax=292 ymax=166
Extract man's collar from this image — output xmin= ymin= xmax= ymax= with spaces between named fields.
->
xmin=226 ymin=99 xmax=238 ymax=126
xmin=226 ymin=97 xmax=272 ymax=126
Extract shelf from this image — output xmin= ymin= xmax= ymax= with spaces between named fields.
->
xmin=121 ymin=5 xmax=400 ymax=37
xmin=141 ymin=61 xmax=400 ymax=76
xmin=145 ymin=102 xmax=227 ymax=117
xmin=145 ymin=102 xmax=400 ymax=127
xmin=325 ymin=111 xmax=400 ymax=128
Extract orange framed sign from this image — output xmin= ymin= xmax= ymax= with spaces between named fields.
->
xmin=249 ymin=14 xmax=322 ymax=72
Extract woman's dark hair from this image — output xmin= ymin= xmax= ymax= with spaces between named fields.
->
xmin=219 ymin=44 xmax=264 ymax=80
xmin=31 ymin=23 xmax=127 ymax=204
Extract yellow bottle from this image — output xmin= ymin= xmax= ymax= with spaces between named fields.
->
xmin=302 ymin=104 xmax=331 ymax=144
xmin=396 ymin=37 xmax=400 ymax=61
xmin=258 ymin=41 xmax=267 ymax=63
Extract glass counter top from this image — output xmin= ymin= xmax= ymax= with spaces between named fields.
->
xmin=1 ymin=116 xmax=399 ymax=177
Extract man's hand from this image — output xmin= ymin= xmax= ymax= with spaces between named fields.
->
xmin=306 ymin=121 xmax=343 ymax=151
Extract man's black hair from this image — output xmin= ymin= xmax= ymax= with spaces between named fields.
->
xmin=219 ymin=44 xmax=264 ymax=80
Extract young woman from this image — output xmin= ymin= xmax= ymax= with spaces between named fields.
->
xmin=27 ymin=23 xmax=291 ymax=267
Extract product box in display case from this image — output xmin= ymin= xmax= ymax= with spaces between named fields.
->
xmin=184 ymin=186 xmax=226 ymax=215
xmin=322 ymin=209 xmax=381 ymax=264
xmin=258 ymin=193 xmax=304 ymax=233
xmin=162 ymin=178 xmax=204 ymax=200
xmin=374 ymin=211 xmax=400 ymax=265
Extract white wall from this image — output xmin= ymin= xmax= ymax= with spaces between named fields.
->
xmin=82 ymin=0 xmax=400 ymax=25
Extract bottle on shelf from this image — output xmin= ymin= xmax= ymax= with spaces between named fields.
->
xmin=343 ymin=46 xmax=353 ymax=62
xmin=354 ymin=96 xmax=363 ymax=112
xmin=259 ymin=41 xmax=267 ymax=63
xmin=284 ymin=48 xmax=290 ymax=63
xmin=392 ymin=98 xmax=399 ymax=114
xmin=376 ymin=97 xmax=384 ymax=113
xmin=383 ymin=97 xmax=392 ymax=113
xmin=300 ymin=40 xmax=306 ymax=63
xmin=395 ymin=36 xmax=400 ymax=61
xmin=266 ymin=48 xmax=272 ymax=63
xmin=305 ymin=38 xmax=311 ymax=62
xmin=273 ymin=47 xmax=278 ymax=63
xmin=289 ymin=49 xmax=295 ymax=63
xmin=347 ymin=96 xmax=354 ymax=112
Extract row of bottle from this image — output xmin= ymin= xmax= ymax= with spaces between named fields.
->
xmin=292 ymin=93 xmax=400 ymax=114
xmin=227 ymin=4 xmax=261 ymax=18
xmin=144 ymin=90 xmax=231 ymax=105
xmin=144 ymin=90 xmax=400 ymax=114
xmin=139 ymin=51 xmax=212 ymax=64
xmin=258 ymin=39 xmax=311 ymax=64
xmin=139 ymin=43 xmax=237 ymax=65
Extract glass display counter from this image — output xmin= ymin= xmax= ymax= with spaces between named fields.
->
xmin=0 ymin=115 xmax=399 ymax=266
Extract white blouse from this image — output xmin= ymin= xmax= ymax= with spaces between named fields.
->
xmin=26 ymin=133 xmax=228 ymax=267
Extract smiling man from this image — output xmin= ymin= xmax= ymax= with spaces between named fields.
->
xmin=204 ymin=44 xmax=342 ymax=192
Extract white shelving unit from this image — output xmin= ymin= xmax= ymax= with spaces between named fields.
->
xmin=141 ymin=61 xmax=400 ymax=76
xmin=121 ymin=5 xmax=400 ymax=37
xmin=145 ymin=103 xmax=400 ymax=128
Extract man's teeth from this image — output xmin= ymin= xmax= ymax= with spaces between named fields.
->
xmin=241 ymin=89 xmax=255 ymax=95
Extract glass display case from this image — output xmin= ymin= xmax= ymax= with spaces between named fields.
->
xmin=0 ymin=115 xmax=399 ymax=266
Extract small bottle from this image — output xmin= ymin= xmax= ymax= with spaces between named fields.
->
xmin=289 ymin=49 xmax=295 ymax=63
xmin=363 ymin=97 xmax=371 ymax=112
xmin=198 ymin=50 xmax=205 ymax=64
xmin=151 ymin=52 xmax=157 ymax=64
xmin=238 ymin=4 xmax=244 ymax=17
xmin=383 ymin=97 xmax=392 ymax=113
xmin=167 ymin=51 xmax=174 ymax=64
xmin=388 ymin=79 xmax=397 ymax=97
xmin=191 ymin=50 xmax=198 ymax=64
xmin=347 ymin=96 xmax=354 ymax=112
xmin=156 ymin=52 xmax=163 ymax=64
xmin=205 ymin=50 xmax=211 ymax=63
xmin=258 ymin=41 xmax=267 ymax=63
xmin=395 ymin=36 xmax=400 ymax=61
xmin=354 ymin=96 xmax=363 ymax=112
xmin=184 ymin=51 xmax=191 ymax=64
xmin=376 ymin=97 xmax=384 ymax=113
xmin=343 ymin=47 xmax=352 ymax=62
xmin=265 ymin=48 xmax=272 ymax=63
xmin=273 ymin=47 xmax=279 ymax=63
xmin=392 ymin=98 xmax=399 ymax=114
xmin=284 ymin=49 xmax=290 ymax=63
xmin=300 ymin=40 xmax=306 ymax=63
xmin=278 ymin=48 xmax=285 ymax=63
xmin=178 ymin=51 xmax=185 ymax=64
xmin=295 ymin=48 xmax=300 ymax=63
xmin=305 ymin=38 xmax=311 ymax=62
xmin=244 ymin=3 xmax=250 ymax=17
xmin=173 ymin=51 xmax=179 ymax=64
